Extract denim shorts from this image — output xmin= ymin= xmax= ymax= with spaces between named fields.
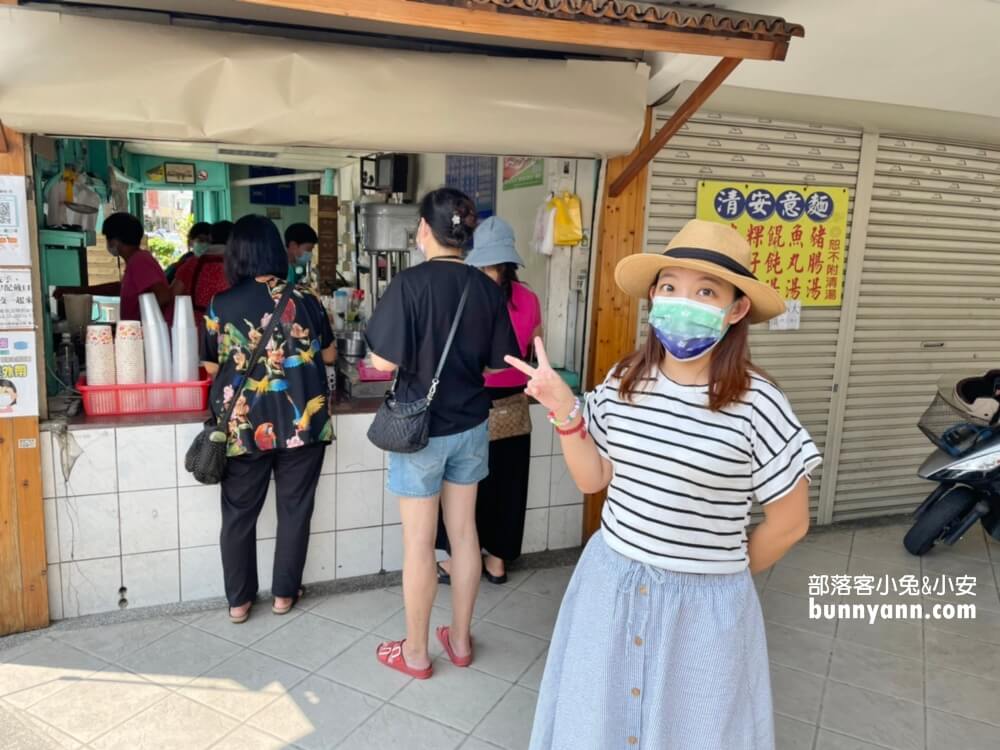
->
xmin=386 ymin=421 xmax=489 ymax=497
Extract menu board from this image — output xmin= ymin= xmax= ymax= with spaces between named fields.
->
xmin=445 ymin=156 xmax=496 ymax=219
xmin=697 ymin=180 xmax=848 ymax=306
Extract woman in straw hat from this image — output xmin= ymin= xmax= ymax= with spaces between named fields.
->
xmin=507 ymin=219 xmax=821 ymax=750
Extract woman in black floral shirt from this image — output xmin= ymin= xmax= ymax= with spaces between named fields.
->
xmin=202 ymin=215 xmax=336 ymax=623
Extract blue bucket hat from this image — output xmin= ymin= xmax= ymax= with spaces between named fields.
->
xmin=466 ymin=216 xmax=524 ymax=268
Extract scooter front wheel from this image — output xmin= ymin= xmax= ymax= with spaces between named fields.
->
xmin=904 ymin=486 xmax=978 ymax=556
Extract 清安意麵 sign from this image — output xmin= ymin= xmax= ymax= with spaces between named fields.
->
xmin=696 ymin=180 xmax=849 ymax=306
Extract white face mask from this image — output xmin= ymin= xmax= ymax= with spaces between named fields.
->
xmin=0 ymin=393 xmax=13 ymax=408
xmin=415 ymin=219 xmax=428 ymax=256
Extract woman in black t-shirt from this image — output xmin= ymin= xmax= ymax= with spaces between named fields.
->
xmin=201 ymin=215 xmax=337 ymax=624
xmin=366 ymin=189 xmax=519 ymax=679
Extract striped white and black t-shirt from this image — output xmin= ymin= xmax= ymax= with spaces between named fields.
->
xmin=585 ymin=369 xmax=822 ymax=574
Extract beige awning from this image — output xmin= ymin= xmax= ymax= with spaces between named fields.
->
xmin=0 ymin=8 xmax=649 ymax=157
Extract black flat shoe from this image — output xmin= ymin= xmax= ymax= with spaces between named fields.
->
xmin=482 ymin=559 xmax=508 ymax=585
xmin=436 ymin=562 xmax=451 ymax=586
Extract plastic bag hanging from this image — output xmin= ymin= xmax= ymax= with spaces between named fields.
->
xmin=532 ymin=200 xmax=555 ymax=256
xmin=549 ymin=191 xmax=583 ymax=246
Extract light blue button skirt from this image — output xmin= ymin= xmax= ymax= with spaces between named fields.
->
xmin=529 ymin=532 xmax=775 ymax=750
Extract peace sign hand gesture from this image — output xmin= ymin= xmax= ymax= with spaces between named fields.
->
xmin=505 ymin=337 xmax=577 ymax=420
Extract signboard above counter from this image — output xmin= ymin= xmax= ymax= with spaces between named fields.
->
xmin=126 ymin=154 xmax=229 ymax=190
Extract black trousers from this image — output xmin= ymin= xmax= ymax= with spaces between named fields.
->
xmin=220 ymin=443 xmax=326 ymax=606
xmin=436 ymin=386 xmax=531 ymax=562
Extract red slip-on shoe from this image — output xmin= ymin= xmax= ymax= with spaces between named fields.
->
xmin=436 ymin=626 xmax=473 ymax=668
xmin=376 ymin=640 xmax=433 ymax=680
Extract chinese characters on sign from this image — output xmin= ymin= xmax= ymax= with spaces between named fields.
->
xmin=697 ymin=180 xmax=849 ymax=306
xmin=0 ymin=173 xmax=38 ymax=418
xmin=808 ymin=574 xmax=977 ymax=598
xmin=769 ymin=300 xmax=801 ymax=331
xmin=0 ymin=269 xmax=34 ymax=330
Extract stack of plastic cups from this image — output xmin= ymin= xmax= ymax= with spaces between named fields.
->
xmin=171 ymin=296 xmax=201 ymax=409
xmin=139 ymin=293 xmax=173 ymax=409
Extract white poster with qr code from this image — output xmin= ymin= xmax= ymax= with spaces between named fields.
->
xmin=0 ymin=175 xmax=30 ymax=266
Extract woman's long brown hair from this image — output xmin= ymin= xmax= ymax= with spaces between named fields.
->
xmin=612 ymin=291 xmax=768 ymax=411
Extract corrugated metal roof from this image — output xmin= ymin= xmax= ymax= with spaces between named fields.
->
xmin=437 ymin=0 xmax=804 ymax=40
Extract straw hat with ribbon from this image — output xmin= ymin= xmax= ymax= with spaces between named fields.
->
xmin=614 ymin=219 xmax=785 ymax=324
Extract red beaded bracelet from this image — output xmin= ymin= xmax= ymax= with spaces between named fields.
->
xmin=555 ymin=417 xmax=587 ymax=439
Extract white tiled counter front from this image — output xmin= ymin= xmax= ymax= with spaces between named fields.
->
xmin=40 ymin=406 xmax=584 ymax=619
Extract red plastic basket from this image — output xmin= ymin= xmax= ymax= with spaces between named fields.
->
xmin=76 ymin=369 xmax=211 ymax=416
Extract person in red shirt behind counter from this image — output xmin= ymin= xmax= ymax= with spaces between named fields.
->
xmin=56 ymin=212 xmax=174 ymax=326
xmin=171 ymin=220 xmax=232 ymax=333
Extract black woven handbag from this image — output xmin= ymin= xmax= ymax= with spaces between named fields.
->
xmin=185 ymin=284 xmax=294 ymax=484
xmin=367 ymin=276 xmax=471 ymax=454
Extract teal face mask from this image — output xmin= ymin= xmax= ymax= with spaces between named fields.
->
xmin=297 ymin=251 xmax=313 ymax=269
xmin=191 ymin=241 xmax=210 ymax=257
xmin=648 ymin=296 xmax=733 ymax=361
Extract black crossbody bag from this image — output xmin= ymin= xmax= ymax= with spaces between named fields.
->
xmin=185 ymin=284 xmax=294 ymax=484
xmin=367 ymin=277 xmax=472 ymax=454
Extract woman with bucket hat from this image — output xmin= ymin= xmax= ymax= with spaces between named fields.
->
xmin=506 ymin=219 xmax=821 ymax=750
xmin=435 ymin=216 xmax=544 ymax=585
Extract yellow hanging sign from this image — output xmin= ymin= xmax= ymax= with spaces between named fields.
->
xmin=696 ymin=180 xmax=849 ymax=306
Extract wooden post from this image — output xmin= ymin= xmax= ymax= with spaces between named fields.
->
xmin=609 ymin=57 xmax=741 ymax=198
xmin=0 ymin=123 xmax=49 ymax=636
xmin=581 ymin=108 xmax=653 ymax=540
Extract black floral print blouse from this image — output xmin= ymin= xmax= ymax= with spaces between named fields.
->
xmin=204 ymin=277 xmax=334 ymax=457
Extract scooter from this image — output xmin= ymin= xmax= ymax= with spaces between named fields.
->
xmin=904 ymin=370 xmax=1000 ymax=555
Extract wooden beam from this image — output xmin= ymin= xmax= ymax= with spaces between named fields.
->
xmin=581 ymin=107 xmax=653 ymax=541
xmin=238 ymin=0 xmax=787 ymax=59
xmin=0 ymin=123 xmax=49 ymax=636
xmin=0 ymin=420 xmax=25 ymax=636
xmin=0 ymin=122 xmax=24 ymax=172
xmin=608 ymin=56 xmax=742 ymax=198
xmin=14 ymin=419 xmax=47 ymax=630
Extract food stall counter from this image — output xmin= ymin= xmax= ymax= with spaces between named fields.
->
xmin=51 ymin=395 xmax=385 ymax=431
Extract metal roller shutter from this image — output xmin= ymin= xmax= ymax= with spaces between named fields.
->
xmin=643 ymin=110 xmax=863 ymax=520
xmin=832 ymin=136 xmax=1000 ymax=521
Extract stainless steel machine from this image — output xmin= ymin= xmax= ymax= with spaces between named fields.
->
xmin=356 ymin=202 xmax=420 ymax=308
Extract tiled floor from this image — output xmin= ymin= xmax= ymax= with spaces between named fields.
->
xmin=2 ymin=520 xmax=1000 ymax=749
